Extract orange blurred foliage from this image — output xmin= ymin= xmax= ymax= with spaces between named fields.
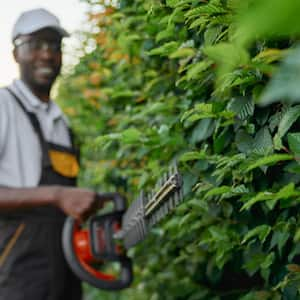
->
xmin=83 ymin=89 xmax=102 ymax=99
xmin=89 ymin=72 xmax=102 ymax=86
xmin=63 ymin=107 xmax=77 ymax=117
xmin=98 ymin=159 xmax=117 ymax=168
xmin=107 ymin=117 xmax=119 ymax=126
xmin=95 ymin=32 xmax=108 ymax=46
xmin=108 ymin=52 xmax=130 ymax=62
xmin=89 ymin=62 xmax=101 ymax=70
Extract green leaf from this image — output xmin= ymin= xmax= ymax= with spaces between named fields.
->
xmin=148 ymin=41 xmax=180 ymax=56
xmin=240 ymin=192 xmax=274 ymax=211
xmin=261 ymin=252 xmax=275 ymax=269
xmin=275 ymin=183 xmax=299 ymax=200
xmin=111 ymin=90 xmax=135 ymax=100
xmin=244 ymin=252 xmax=274 ymax=276
xmin=253 ymin=48 xmax=286 ymax=64
xmin=274 ymin=105 xmax=300 ymax=149
xmin=288 ymin=133 xmax=300 ymax=156
xmin=259 ymin=46 xmax=300 ymax=106
xmin=252 ymin=127 xmax=273 ymax=155
xmin=228 ymin=97 xmax=254 ymax=120
xmin=241 ymin=183 xmax=299 ymax=211
xmin=271 ymin=228 xmax=290 ymax=256
xmin=242 ymin=225 xmax=272 ymax=244
xmin=244 ymin=154 xmax=293 ymax=172
xmin=121 ymin=128 xmax=142 ymax=144
xmin=235 ymin=130 xmax=254 ymax=154
xmin=180 ymin=151 xmax=207 ymax=162
xmin=235 ymin=0 xmax=300 ymax=47
xmin=213 ymin=127 xmax=231 ymax=154
xmin=169 ymin=47 xmax=196 ymax=59
xmin=204 ymin=26 xmax=224 ymax=46
xmin=186 ymin=60 xmax=213 ymax=80
xmin=204 ymin=186 xmax=232 ymax=199
xmin=203 ymin=43 xmax=250 ymax=80
xmin=188 ymin=17 xmax=208 ymax=30
xmin=166 ymin=0 xmax=186 ymax=8
xmin=181 ymin=103 xmax=215 ymax=124
xmin=156 ymin=26 xmax=175 ymax=42
xmin=204 ymin=42 xmax=249 ymax=67
xmin=185 ymin=2 xmax=227 ymax=18
xmin=190 ymin=119 xmax=215 ymax=144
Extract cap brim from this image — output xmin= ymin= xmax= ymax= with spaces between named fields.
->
xmin=29 ymin=25 xmax=70 ymax=38
xmin=49 ymin=26 xmax=70 ymax=38
xmin=12 ymin=25 xmax=70 ymax=42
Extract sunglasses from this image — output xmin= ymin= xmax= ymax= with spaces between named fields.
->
xmin=14 ymin=38 xmax=62 ymax=53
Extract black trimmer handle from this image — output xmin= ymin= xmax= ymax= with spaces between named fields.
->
xmin=62 ymin=192 xmax=133 ymax=291
xmin=95 ymin=192 xmax=126 ymax=212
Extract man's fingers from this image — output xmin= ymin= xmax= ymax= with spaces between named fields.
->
xmin=94 ymin=193 xmax=104 ymax=209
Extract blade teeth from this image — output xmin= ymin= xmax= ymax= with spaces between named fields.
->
xmin=150 ymin=190 xmax=154 ymax=201
xmin=160 ymin=206 xmax=164 ymax=220
xmin=168 ymin=168 xmax=175 ymax=210
xmin=159 ymin=176 xmax=163 ymax=187
xmin=180 ymin=184 xmax=184 ymax=202
xmin=161 ymin=204 xmax=165 ymax=218
xmin=122 ymin=190 xmax=149 ymax=248
xmin=156 ymin=210 xmax=160 ymax=223
xmin=174 ymin=189 xmax=180 ymax=206
xmin=150 ymin=214 xmax=154 ymax=226
xmin=158 ymin=206 xmax=162 ymax=219
xmin=123 ymin=163 xmax=183 ymax=249
xmin=171 ymin=163 xmax=176 ymax=175
xmin=144 ymin=192 xmax=148 ymax=208
xmin=169 ymin=197 xmax=174 ymax=211
xmin=164 ymin=202 xmax=168 ymax=218
xmin=155 ymin=180 xmax=160 ymax=192
xmin=149 ymin=216 xmax=153 ymax=227
xmin=168 ymin=166 xmax=171 ymax=175
xmin=174 ymin=162 xmax=178 ymax=174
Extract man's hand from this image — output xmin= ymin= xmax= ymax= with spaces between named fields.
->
xmin=54 ymin=187 xmax=101 ymax=222
xmin=0 ymin=186 xmax=103 ymax=221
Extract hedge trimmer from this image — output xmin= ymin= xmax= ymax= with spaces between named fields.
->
xmin=62 ymin=164 xmax=183 ymax=290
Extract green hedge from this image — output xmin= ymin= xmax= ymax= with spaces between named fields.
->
xmin=58 ymin=0 xmax=300 ymax=299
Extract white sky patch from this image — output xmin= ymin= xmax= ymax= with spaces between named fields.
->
xmin=0 ymin=0 xmax=89 ymax=87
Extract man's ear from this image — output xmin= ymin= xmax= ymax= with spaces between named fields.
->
xmin=13 ymin=47 xmax=19 ymax=63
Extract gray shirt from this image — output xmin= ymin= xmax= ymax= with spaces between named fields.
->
xmin=0 ymin=79 xmax=71 ymax=187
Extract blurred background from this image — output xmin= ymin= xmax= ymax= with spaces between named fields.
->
xmin=4 ymin=1 xmax=300 ymax=299
xmin=0 ymin=0 xmax=88 ymax=86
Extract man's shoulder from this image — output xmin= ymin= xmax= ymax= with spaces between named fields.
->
xmin=0 ymin=87 xmax=15 ymax=109
xmin=0 ymin=87 xmax=13 ymax=146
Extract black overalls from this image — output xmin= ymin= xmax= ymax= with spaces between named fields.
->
xmin=0 ymin=89 xmax=82 ymax=300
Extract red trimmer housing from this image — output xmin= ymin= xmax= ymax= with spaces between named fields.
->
xmin=62 ymin=193 xmax=133 ymax=290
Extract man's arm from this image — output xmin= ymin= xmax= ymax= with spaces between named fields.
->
xmin=0 ymin=186 xmax=99 ymax=221
xmin=0 ymin=96 xmax=100 ymax=222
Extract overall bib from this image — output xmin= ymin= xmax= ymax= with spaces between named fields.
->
xmin=0 ymin=89 xmax=82 ymax=300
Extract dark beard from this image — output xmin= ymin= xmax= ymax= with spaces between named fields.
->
xmin=21 ymin=73 xmax=57 ymax=102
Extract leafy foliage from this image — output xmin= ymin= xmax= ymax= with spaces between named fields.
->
xmin=57 ymin=0 xmax=300 ymax=299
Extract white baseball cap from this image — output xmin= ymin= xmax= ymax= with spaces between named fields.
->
xmin=12 ymin=8 xmax=70 ymax=42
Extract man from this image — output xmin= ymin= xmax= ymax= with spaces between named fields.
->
xmin=0 ymin=8 xmax=99 ymax=299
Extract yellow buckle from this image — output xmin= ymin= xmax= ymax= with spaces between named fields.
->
xmin=49 ymin=150 xmax=79 ymax=178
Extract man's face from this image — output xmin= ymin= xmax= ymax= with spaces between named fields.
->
xmin=13 ymin=28 xmax=62 ymax=92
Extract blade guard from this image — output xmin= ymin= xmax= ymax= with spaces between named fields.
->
xmin=62 ymin=193 xmax=133 ymax=291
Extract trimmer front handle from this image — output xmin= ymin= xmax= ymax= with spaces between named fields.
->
xmin=62 ymin=193 xmax=133 ymax=291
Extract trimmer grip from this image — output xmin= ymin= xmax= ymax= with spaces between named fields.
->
xmin=62 ymin=192 xmax=133 ymax=291
xmin=95 ymin=192 xmax=126 ymax=212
